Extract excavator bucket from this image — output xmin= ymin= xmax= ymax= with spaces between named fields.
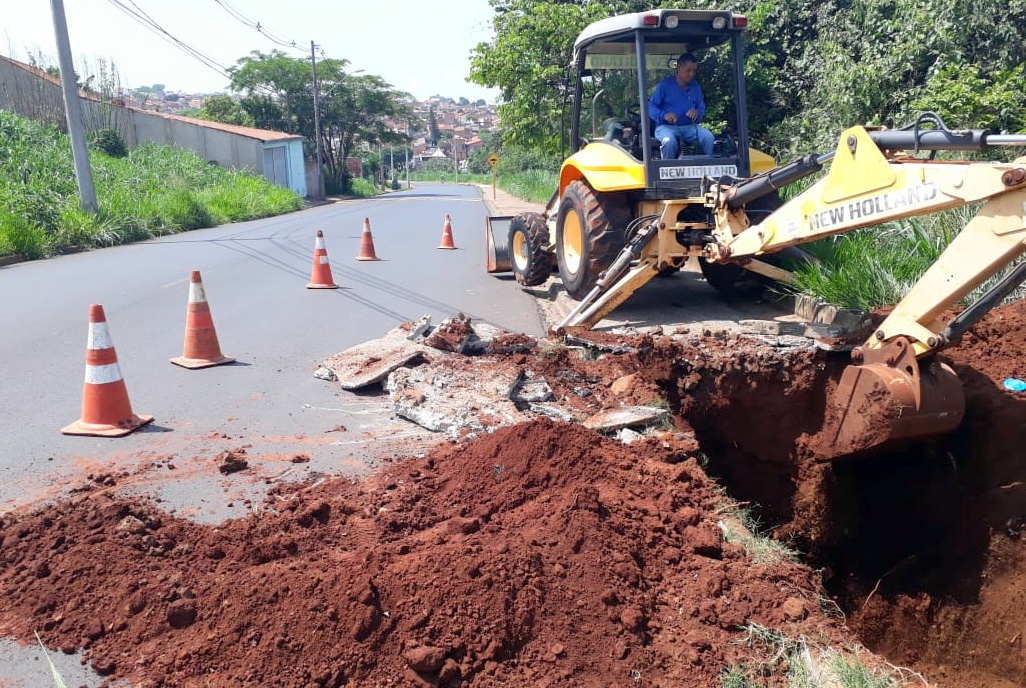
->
xmin=825 ymin=337 xmax=965 ymax=457
xmin=486 ymin=216 xmax=513 ymax=273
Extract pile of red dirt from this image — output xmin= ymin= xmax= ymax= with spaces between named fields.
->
xmin=0 ymin=418 xmax=854 ymax=687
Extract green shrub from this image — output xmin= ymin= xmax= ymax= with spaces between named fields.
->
xmin=88 ymin=128 xmax=128 ymax=158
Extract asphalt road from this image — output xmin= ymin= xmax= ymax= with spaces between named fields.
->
xmin=0 ymin=183 xmax=546 ymax=520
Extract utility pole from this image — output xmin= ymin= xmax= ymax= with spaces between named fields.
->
xmin=310 ymin=41 xmax=325 ymax=200
xmin=405 ymin=120 xmax=411 ymax=189
xmin=51 ymin=0 xmax=98 ymax=212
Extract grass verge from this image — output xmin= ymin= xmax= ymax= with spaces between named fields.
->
xmin=0 ymin=110 xmax=303 ymax=262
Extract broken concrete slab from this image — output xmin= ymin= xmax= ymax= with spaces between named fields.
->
xmin=792 ymin=294 xmax=871 ymax=331
xmin=739 ymin=319 xmax=808 ymax=337
xmin=512 ymin=377 xmax=553 ymax=404
xmin=319 ymin=324 xmax=432 ymax=390
xmin=582 ymin=405 xmax=670 ymax=432
xmin=462 ymin=323 xmax=539 ymax=355
xmin=386 ymin=358 xmax=524 ymax=437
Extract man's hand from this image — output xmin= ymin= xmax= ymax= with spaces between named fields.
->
xmin=664 ymin=113 xmax=677 ymax=124
xmin=685 ymin=108 xmax=698 ymax=122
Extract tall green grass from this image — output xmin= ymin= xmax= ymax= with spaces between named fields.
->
xmin=502 ymin=169 xmax=558 ymax=204
xmin=790 ymin=204 xmax=1025 ymax=310
xmin=0 ymin=110 xmax=303 ymax=261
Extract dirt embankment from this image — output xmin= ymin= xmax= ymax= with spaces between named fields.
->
xmin=1 ymin=301 xmax=1026 ymax=687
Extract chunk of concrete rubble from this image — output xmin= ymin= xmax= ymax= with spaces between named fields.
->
xmin=528 ymin=402 xmax=575 ymax=422
xmin=423 ymin=313 xmax=474 ymax=353
xmin=512 ymin=378 xmax=553 ymax=404
xmin=582 ymin=406 xmax=670 ymax=432
xmin=618 ymin=427 xmax=645 ymax=444
xmin=386 ymin=359 xmax=524 ymax=436
xmin=461 ymin=322 xmax=506 ymax=354
xmin=739 ymin=319 xmax=808 ymax=337
xmin=318 ymin=323 xmax=432 ymax=390
xmin=404 ymin=314 xmax=432 ymax=340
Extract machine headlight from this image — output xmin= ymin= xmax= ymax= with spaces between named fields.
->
xmin=664 ymin=15 xmax=679 ymax=28
xmin=711 ymin=16 xmax=727 ymax=29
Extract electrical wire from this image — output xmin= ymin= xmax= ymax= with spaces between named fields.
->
xmin=210 ymin=0 xmax=303 ymax=51
xmin=104 ymin=0 xmax=280 ymax=97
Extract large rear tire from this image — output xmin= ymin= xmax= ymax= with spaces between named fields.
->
xmin=509 ymin=212 xmax=554 ymax=287
xmin=555 ymin=180 xmax=631 ymax=300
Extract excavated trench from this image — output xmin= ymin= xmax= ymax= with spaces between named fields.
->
xmin=664 ymin=304 xmax=1026 ymax=688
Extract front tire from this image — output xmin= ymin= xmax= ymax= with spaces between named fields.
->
xmin=509 ymin=212 xmax=554 ymax=287
xmin=555 ymin=180 xmax=631 ymax=300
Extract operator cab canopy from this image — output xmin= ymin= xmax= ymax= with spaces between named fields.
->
xmin=569 ymin=9 xmax=753 ymax=189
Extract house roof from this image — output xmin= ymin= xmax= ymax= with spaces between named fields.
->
xmin=140 ymin=110 xmax=302 ymax=142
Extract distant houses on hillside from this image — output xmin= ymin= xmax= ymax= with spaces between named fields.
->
xmin=126 ymin=89 xmax=498 ymax=165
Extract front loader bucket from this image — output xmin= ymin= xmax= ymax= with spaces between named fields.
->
xmin=825 ymin=337 xmax=965 ymax=457
xmin=486 ymin=215 xmax=513 ymax=273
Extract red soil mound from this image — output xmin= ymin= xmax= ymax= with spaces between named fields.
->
xmin=0 ymin=419 xmax=849 ymax=687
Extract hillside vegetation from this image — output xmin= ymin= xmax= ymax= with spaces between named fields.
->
xmin=0 ymin=110 xmax=302 ymax=261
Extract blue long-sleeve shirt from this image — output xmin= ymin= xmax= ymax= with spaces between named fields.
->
xmin=648 ymin=76 xmax=706 ymax=125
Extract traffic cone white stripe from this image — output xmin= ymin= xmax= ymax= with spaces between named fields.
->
xmin=319 ymin=255 xmax=330 ymax=264
xmin=315 ymin=236 xmax=327 ymax=249
xmin=188 ymin=282 xmax=207 ymax=303
xmin=84 ymin=362 xmax=124 ymax=385
xmin=87 ymin=322 xmax=114 ymax=350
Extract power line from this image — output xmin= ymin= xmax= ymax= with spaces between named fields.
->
xmin=104 ymin=0 xmax=278 ymax=97
xmin=210 ymin=0 xmax=303 ymax=51
xmin=106 ymin=0 xmax=233 ymax=82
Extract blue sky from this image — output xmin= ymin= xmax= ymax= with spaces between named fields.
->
xmin=0 ymin=0 xmax=500 ymax=102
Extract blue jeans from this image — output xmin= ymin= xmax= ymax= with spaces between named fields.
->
xmin=654 ymin=123 xmax=715 ymax=158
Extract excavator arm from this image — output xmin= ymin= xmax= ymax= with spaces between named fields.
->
xmin=712 ymin=123 xmax=1026 ymax=453
xmin=556 ymin=120 xmax=1026 ymax=455
xmin=711 ymin=124 xmax=1026 ymax=358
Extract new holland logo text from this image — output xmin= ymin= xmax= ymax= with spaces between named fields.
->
xmin=659 ymin=165 xmax=738 ymax=180
xmin=808 ymin=183 xmax=939 ymax=232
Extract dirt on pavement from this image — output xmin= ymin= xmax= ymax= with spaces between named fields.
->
xmin=1 ymin=293 xmax=1025 ymax=687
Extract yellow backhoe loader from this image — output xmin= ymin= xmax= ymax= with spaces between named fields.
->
xmin=485 ymin=8 xmax=1026 ymax=454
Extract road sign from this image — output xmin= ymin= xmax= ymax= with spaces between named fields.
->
xmin=487 ymin=153 xmax=499 ymax=167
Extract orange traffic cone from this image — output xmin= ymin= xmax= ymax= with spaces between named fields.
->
xmin=356 ymin=217 xmax=380 ymax=261
xmin=61 ymin=304 xmax=154 ymax=437
xmin=437 ymin=214 xmax=457 ymax=250
xmin=307 ymin=229 xmax=339 ymax=289
xmin=171 ymin=270 xmax=234 ymax=369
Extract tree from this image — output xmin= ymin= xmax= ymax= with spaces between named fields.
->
xmin=730 ymin=0 xmax=1026 ymax=157
xmin=228 ymin=50 xmax=412 ymax=193
xmin=319 ymin=74 xmax=412 ymax=192
xmin=469 ymin=1 xmax=602 ymax=154
xmin=427 ymin=106 xmax=440 ymax=146
xmin=196 ymin=94 xmax=255 ymax=127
